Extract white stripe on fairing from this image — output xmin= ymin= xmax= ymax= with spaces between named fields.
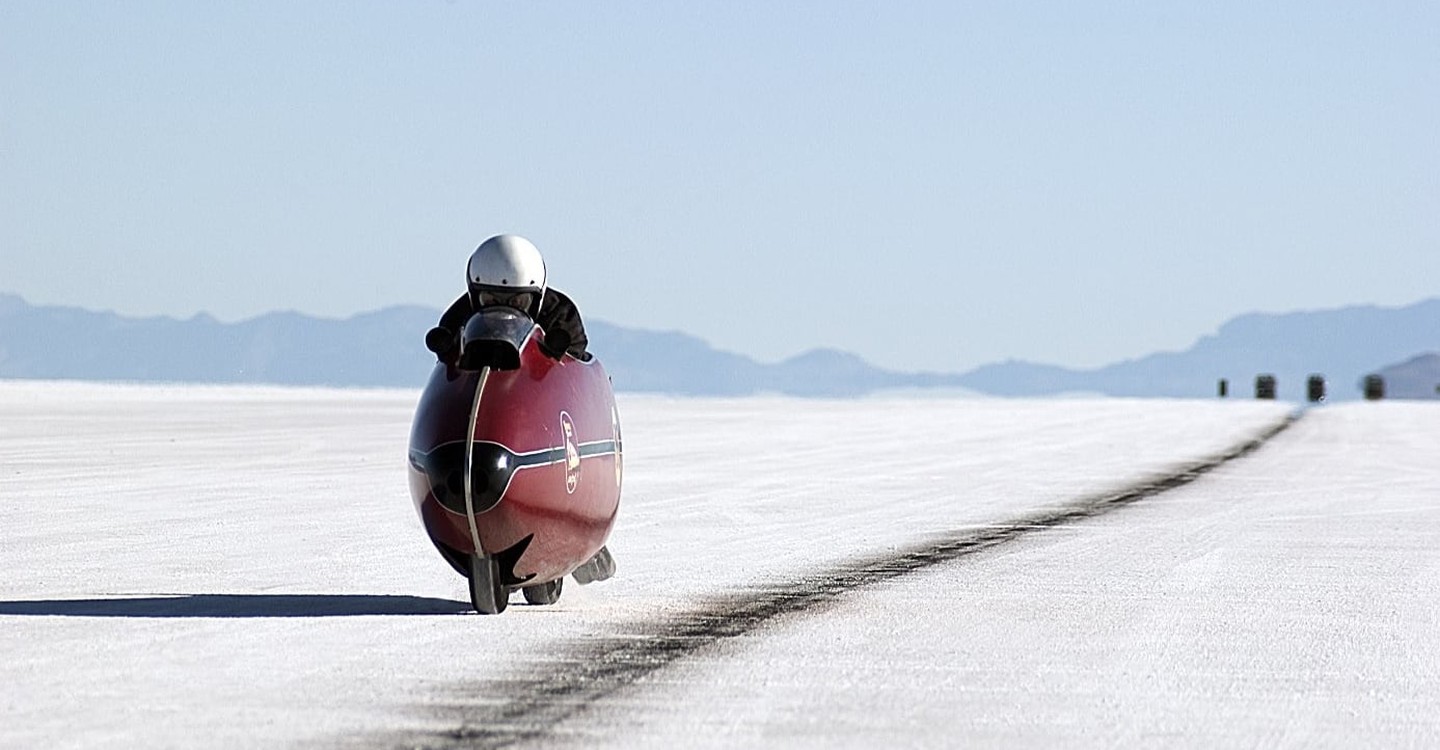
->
xmin=453 ymin=440 xmax=620 ymax=511
xmin=469 ymin=439 xmax=619 ymax=464
xmin=510 ymin=450 xmax=619 ymax=472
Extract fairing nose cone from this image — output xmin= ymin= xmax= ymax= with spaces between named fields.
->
xmin=410 ymin=442 xmax=517 ymax=515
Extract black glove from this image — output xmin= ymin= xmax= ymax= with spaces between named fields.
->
xmin=538 ymin=328 xmax=572 ymax=360
xmin=425 ymin=326 xmax=457 ymax=357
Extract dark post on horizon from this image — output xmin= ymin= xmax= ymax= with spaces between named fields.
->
xmin=1255 ymin=374 xmax=1276 ymax=400
xmin=1307 ymin=375 xmax=1326 ymax=403
xmin=1364 ymin=374 xmax=1386 ymax=401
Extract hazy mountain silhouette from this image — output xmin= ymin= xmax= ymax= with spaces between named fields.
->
xmin=1 ymin=293 xmax=1436 ymax=399
xmin=1372 ymin=352 xmax=1440 ymax=400
xmin=0 ymin=294 xmax=436 ymax=386
xmin=959 ymin=299 xmax=1440 ymax=401
xmin=0 ymin=294 xmax=965 ymax=397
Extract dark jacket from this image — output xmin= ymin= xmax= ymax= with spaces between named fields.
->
xmin=436 ymin=288 xmax=590 ymax=360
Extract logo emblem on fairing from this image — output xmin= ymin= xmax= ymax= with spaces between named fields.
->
xmin=561 ymin=411 xmax=580 ymax=493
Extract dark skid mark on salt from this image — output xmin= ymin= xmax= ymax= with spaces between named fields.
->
xmin=375 ymin=412 xmax=1299 ymax=750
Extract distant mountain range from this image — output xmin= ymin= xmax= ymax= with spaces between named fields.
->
xmin=963 ymin=299 xmax=1440 ymax=402
xmin=1374 ymin=352 xmax=1440 ymax=400
xmin=1 ymin=293 xmax=1436 ymax=399
xmin=0 ymin=293 xmax=968 ymax=397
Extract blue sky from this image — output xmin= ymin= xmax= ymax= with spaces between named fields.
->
xmin=2 ymin=2 xmax=1436 ymax=372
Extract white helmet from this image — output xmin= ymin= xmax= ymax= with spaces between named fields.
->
xmin=466 ymin=234 xmax=547 ymax=317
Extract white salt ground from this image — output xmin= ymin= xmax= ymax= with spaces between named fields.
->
xmin=567 ymin=402 xmax=1440 ymax=749
xmin=10 ymin=382 xmax=1421 ymax=748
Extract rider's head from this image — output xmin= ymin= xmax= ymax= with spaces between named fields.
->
xmin=466 ymin=234 xmax=546 ymax=318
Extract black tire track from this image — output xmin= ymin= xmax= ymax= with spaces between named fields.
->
xmin=375 ymin=411 xmax=1299 ymax=750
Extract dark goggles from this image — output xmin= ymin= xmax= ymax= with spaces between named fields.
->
xmin=475 ymin=288 xmax=539 ymax=313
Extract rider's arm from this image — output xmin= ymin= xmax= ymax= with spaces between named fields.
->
xmin=426 ymin=294 xmax=474 ymax=359
xmin=537 ymin=288 xmax=590 ymax=360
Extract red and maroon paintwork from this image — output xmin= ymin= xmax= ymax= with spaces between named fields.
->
xmin=407 ymin=327 xmax=622 ymax=587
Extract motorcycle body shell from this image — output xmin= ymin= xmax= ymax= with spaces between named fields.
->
xmin=407 ymin=325 xmax=622 ymax=588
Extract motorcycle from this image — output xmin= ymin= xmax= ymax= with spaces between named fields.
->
xmin=406 ymin=308 xmax=622 ymax=614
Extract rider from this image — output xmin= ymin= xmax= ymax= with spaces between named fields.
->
xmin=426 ymin=234 xmax=590 ymax=362
xmin=423 ymin=234 xmax=616 ymax=585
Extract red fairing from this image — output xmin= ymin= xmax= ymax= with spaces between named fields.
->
xmin=407 ymin=328 xmax=622 ymax=586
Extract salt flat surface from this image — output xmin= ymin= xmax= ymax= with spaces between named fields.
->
xmin=571 ymin=403 xmax=1440 ymax=749
xmin=1 ymin=381 xmax=1302 ymax=747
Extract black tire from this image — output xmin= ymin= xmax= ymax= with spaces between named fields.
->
xmin=468 ymin=555 xmax=509 ymax=614
xmin=522 ymin=578 xmax=563 ymax=605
